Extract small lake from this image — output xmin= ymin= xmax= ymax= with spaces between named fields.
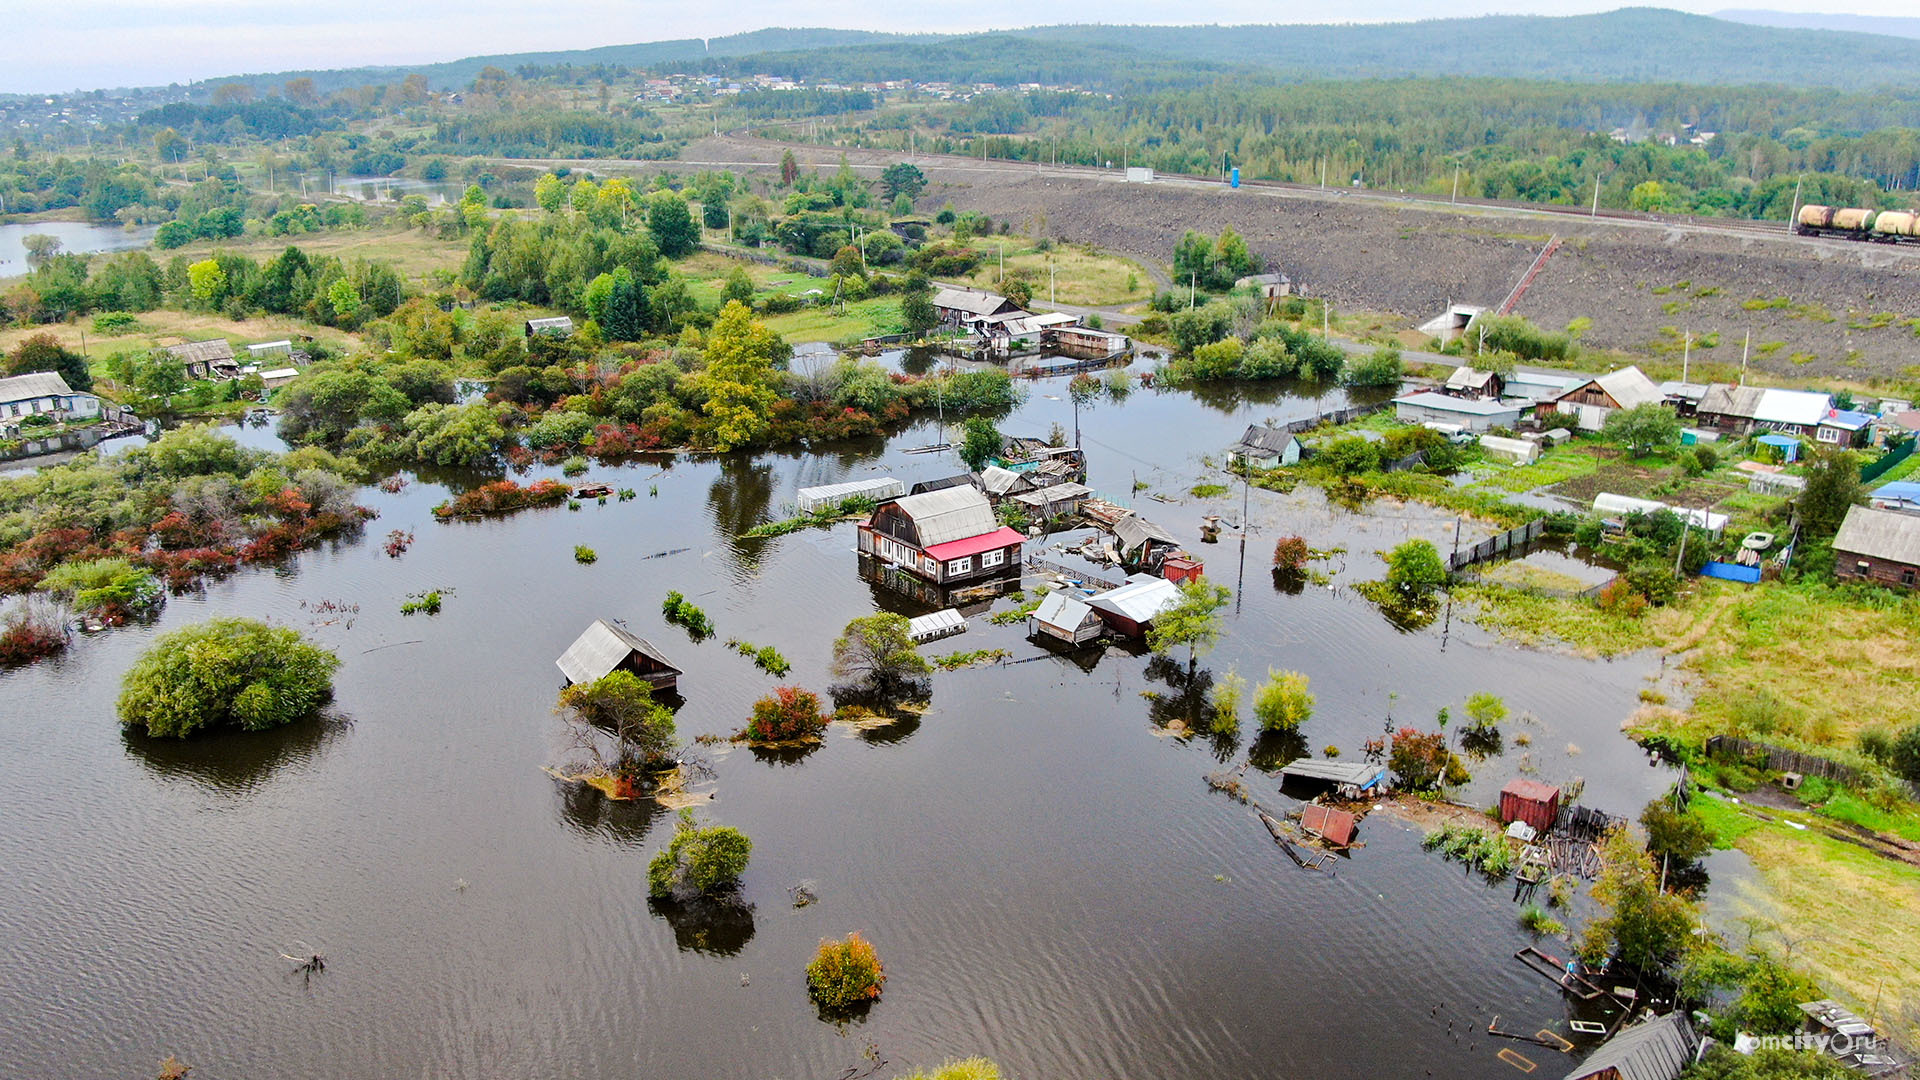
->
xmin=0 ymin=373 xmax=1678 ymax=1078
xmin=0 ymin=220 xmax=158 ymax=278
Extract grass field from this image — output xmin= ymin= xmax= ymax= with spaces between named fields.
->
xmin=1693 ymin=793 xmax=1920 ymax=1040
xmin=1454 ymin=582 xmax=1662 ymax=657
xmin=1 ymin=310 xmax=361 ymax=378
xmin=761 ymin=296 xmax=904 ymax=343
xmin=959 ymin=241 xmax=1152 ymax=307
xmin=1471 ymin=444 xmax=1600 ymax=493
xmin=164 ymin=227 xmax=470 ymax=283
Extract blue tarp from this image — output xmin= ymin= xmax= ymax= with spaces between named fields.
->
xmin=1700 ymin=561 xmax=1762 ymax=584
xmin=1756 ymin=434 xmax=1801 ymax=463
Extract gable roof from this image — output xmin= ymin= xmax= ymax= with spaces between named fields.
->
xmin=909 ymin=474 xmax=976 ymax=495
xmin=1697 ymin=383 xmax=1762 ymax=419
xmin=0 ymin=371 xmax=77 ymax=403
xmin=1235 ymin=424 xmax=1296 ymax=455
xmin=1820 ymin=409 xmax=1874 ymax=431
xmin=555 ymin=619 xmax=679 ymax=685
xmin=1113 ymin=514 xmax=1178 ymax=552
xmin=163 ymin=338 xmax=236 ymax=364
xmin=923 ymin=526 xmax=1025 ymax=562
xmin=888 ymin=486 xmax=999 ymax=546
xmin=1563 ymin=1013 xmax=1695 ymax=1080
xmin=1593 ymin=366 xmax=1663 ymax=409
xmin=1833 ymin=505 xmax=1920 ymax=565
xmin=1444 ymin=367 xmax=1500 ymax=393
xmin=1087 ymin=573 xmax=1182 ymax=623
xmin=932 ymin=287 xmax=1019 ymax=318
xmin=1032 ymin=591 xmax=1099 ymax=630
xmin=978 ymin=465 xmax=1033 ymax=496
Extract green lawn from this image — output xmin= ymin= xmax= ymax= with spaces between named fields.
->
xmin=761 ymin=297 xmax=904 ymax=344
xmin=1471 ymin=444 xmax=1600 ymax=493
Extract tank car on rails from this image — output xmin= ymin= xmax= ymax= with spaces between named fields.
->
xmin=1796 ymin=204 xmax=1920 ymax=242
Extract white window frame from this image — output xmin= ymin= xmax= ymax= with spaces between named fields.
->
xmin=981 ymin=548 xmax=1005 ymax=568
xmin=1817 ymin=427 xmax=1839 ymax=443
xmin=948 ymin=556 xmax=973 ymax=576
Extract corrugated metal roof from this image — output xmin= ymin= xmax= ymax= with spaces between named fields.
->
xmin=1032 ymin=591 xmax=1098 ymax=631
xmin=1756 ymin=387 xmax=1832 ymax=426
xmin=1502 ymin=778 xmax=1562 ymax=803
xmin=1392 ymin=390 xmax=1518 ymax=416
xmin=1278 ymin=759 xmax=1388 ymax=787
xmin=890 ymin=486 xmax=999 ymax=546
xmin=555 ymin=620 xmax=679 ymax=685
xmin=163 ymin=338 xmax=235 ymax=364
xmin=906 ymin=609 xmax=966 ymax=642
xmin=1011 ymin=482 xmax=1091 ymax=508
xmin=932 ymin=288 xmax=1017 ymax=317
xmin=0 ymin=371 xmax=77 ymax=403
xmin=978 ymin=465 xmax=1031 ymax=496
xmin=1113 ymin=514 xmax=1178 ymax=552
xmin=795 ymin=476 xmax=904 ymax=513
xmin=1445 ymin=367 xmax=1499 ymax=392
xmin=1300 ymin=804 xmax=1358 ymax=846
xmin=1563 ymin=1013 xmax=1695 ymax=1080
xmin=1087 ymin=573 xmax=1182 ymax=623
xmin=1235 ymin=424 xmax=1295 ymax=455
xmin=923 ymin=526 xmax=1025 ymax=562
xmin=1591 ymin=365 xmax=1663 ymax=409
xmin=1834 ymin=505 xmax=1920 ymax=565
xmin=910 ymin=474 xmax=976 ymax=495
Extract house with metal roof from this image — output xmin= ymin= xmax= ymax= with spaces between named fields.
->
xmin=1227 ymin=424 xmax=1300 ymax=470
xmin=1443 ymin=366 xmax=1504 ymax=401
xmin=1695 ymin=384 xmax=1832 ymax=437
xmin=1816 ymin=409 xmax=1875 ymax=449
xmin=0 ymin=371 xmax=100 ymax=426
xmin=1562 ymin=1012 xmax=1697 ymax=1080
xmin=908 ymin=474 xmax=977 ymax=496
xmin=1551 ymin=365 xmax=1664 ymax=430
xmin=1834 ymin=505 xmax=1920 ymax=589
xmin=1028 ymin=591 xmax=1104 ymax=645
xmin=556 ymin=619 xmax=681 ymax=692
xmin=1391 ymin=390 xmax=1521 ymax=433
xmin=1113 ymin=514 xmax=1180 ymax=570
xmin=1009 ymin=481 xmax=1092 ymax=521
xmin=932 ymin=287 xmax=1023 ymax=331
xmin=978 ymin=464 xmax=1038 ymax=500
xmin=1086 ymin=573 xmax=1182 ymax=638
xmin=856 ymin=486 xmax=1024 ymax=587
xmin=1870 ymin=480 xmax=1920 ymax=514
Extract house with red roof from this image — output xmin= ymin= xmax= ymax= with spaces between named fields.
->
xmin=856 ymin=486 xmax=1024 ymax=588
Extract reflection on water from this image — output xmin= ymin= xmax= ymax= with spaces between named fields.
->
xmin=649 ymin=896 xmax=757 ymax=957
xmin=553 ymin=778 xmax=668 ymax=844
xmin=0 ymin=220 xmax=158 ymax=277
xmin=121 ymin=714 xmax=348 ymax=792
xmin=706 ymin=455 xmax=775 ymax=578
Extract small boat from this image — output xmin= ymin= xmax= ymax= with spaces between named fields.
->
xmin=902 ymin=443 xmax=952 ymax=455
xmin=574 ymin=484 xmax=615 ymax=498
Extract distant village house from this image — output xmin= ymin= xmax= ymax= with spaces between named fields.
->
xmin=1833 ymin=505 xmax=1920 ymax=589
xmin=1227 ymin=425 xmax=1299 ymax=470
xmin=0 ymin=371 xmax=100 ymax=425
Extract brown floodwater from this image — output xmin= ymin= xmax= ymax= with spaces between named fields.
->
xmin=0 ymin=373 xmax=1678 ymax=1079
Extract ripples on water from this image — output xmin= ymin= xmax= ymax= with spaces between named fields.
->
xmin=0 ymin=377 xmax=1672 ymax=1078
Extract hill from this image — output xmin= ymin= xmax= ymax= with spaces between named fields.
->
xmin=1715 ymin=9 xmax=1920 ymax=40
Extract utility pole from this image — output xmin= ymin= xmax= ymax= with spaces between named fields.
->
xmin=998 ymin=241 xmax=1003 ymax=282
xmin=1591 ymin=174 xmax=1601 ymax=217
xmin=1451 ymin=165 xmax=1460 ymax=205
xmin=1674 ymin=513 xmax=1692 ymax=576
xmin=1788 ymin=177 xmax=1803 ymax=234
xmin=1681 ymin=331 xmax=1691 ymax=385
xmin=1189 ymin=272 xmax=1196 ymax=310
xmin=1050 ymin=258 xmax=1055 ymax=305
xmin=1739 ymin=330 xmax=1751 ymax=386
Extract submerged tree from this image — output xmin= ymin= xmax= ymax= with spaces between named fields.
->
xmin=555 ymin=670 xmax=678 ymax=781
xmin=647 ymin=809 xmax=752 ymax=900
xmin=1147 ymin=578 xmax=1232 ymax=678
xmin=1254 ymin=669 xmax=1314 ymax=732
xmin=118 ymin=618 xmax=339 ymax=737
xmin=830 ymin=613 xmax=931 ymax=703
xmin=1577 ymin=827 xmax=1699 ymax=973
xmin=1384 ymin=538 xmax=1448 ymax=599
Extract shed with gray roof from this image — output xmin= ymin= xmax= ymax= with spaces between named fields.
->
xmin=1834 ymin=505 xmax=1920 ymax=589
xmin=556 ymin=619 xmax=681 ymax=691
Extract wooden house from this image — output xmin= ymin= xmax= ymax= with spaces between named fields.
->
xmin=1113 ymin=514 xmax=1180 ymax=570
xmin=1833 ymin=505 xmax=1920 ymax=589
xmin=556 ymin=619 xmax=681 ymax=692
xmin=856 ymin=486 xmax=1024 ymax=587
xmin=1087 ymin=573 xmax=1182 ymax=638
xmin=932 ymin=287 xmax=1023 ymax=332
xmin=1233 ymin=271 xmax=1292 ymax=298
xmin=1028 ymin=591 xmax=1104 ymax=645
xmin=1693 ymin=384 xmax=1830 ymax=437
xmin=1442 ymin=366 xmax=1505 ymax=401
xmin=1562 ymin=1013 xmax=1696 ymax=1080
xmin=909 ymin=474 xmax=976 ymax=496
xmin=0 ymin=372 xmax=100 ymax=426
xmin=1009 ymin=481 xmax=1092 ymax=521
xmin=1499 ymin=778 xmax=1562 ymax=834
xmin=1227 ymin=424 xmax=1299 ymax=470
xmin=1815 ymin=409 xmax=1874 ymax=449
xmin=165 ymin=338 xmax=239 ymax=380
xmin=1547 ymin=365 xmax=1662 ymax=430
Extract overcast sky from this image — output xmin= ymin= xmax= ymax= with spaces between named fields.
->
xmin=8 ymin=0 xmax=1910 ymax=95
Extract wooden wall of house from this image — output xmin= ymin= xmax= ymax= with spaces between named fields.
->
xmin=1836 ymin=550 xmax=1919 ymax=589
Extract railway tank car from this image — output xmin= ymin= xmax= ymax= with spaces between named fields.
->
xmin=1796 ymin=204 xmax=1920 ymax=242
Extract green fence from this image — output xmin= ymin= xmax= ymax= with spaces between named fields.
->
xmin=1861 ymin=436 xmax=1915 ymax=485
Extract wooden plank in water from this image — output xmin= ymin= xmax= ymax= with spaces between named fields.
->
xmin=1498 ymin=1048 xmax=1537 ymax=1072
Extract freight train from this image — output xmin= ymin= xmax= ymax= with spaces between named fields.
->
xmin=1795 ymin=204 xmax=1920 ymax=241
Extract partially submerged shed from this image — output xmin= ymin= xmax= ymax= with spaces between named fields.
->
xmin=1010 ymin=481 xmax=1093 ymax=520
xmin=1500 ymin=778 xmax=1563 ymax=834
xmin=1113 ymin=514 xmax=1180 ymax=569
xmin=795 ymin=476 xmax=905 ymax=514
xmin=1300 ymin=804 xmax=1358 ymax=847
xmin=1028 ymin=591 xmax=1103 ymax=645
xmin=556 ymin=619 xmax=681 ymax=692
xmin=906 ymin=608 xmax=968 ymax=643
xmin=1086 ymin=573 xmax=1181 ymax=638
xmin=1277 ymin=759 xmax=1388 ymax=795
xmin=1562 ymin=1012 xmax=1697 ymax=1080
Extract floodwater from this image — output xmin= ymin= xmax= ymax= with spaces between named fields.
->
xmin=0 ymin=220 xmax=158 ymax=278
xmin=0 ymin=373 xmax=1677 ymax=1079
xmin=331 ymin=177 xmax=468 ymax=204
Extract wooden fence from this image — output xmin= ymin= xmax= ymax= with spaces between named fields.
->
xmin=1283 ymin=401 xmax=1392 ymax=435
xmin=1705 ymin=735 xmax=1867 ymax=787
xmin=1024 ymin=557 xmax=1123 ymax=591
xmin=1448 ymin=519 xmax=1550 ymax=572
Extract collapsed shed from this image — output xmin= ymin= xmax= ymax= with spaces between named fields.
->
xmin=556 ymin=619 xmax=681 ymax=692
xmin=1277 ymin=759 xmax=1388 ymax=797
xmin=1562 ymin=1012 xmax=1698 ymax=1080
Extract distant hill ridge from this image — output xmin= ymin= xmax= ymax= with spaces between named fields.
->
xmin=182 ymin=9 xmax=1920 ymax=97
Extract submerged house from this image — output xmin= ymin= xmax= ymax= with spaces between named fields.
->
xmin=1562 ymin=1012 xmax=1697 ymax=1080
xmin=1087 ymin=573 xmax=1182 ymax=637
xmin=1227 ymin=424 xmax=1300 ymax=470
xmin=856 ymin=486 xmax=1025 ymax=587
xmin=1028 ymin=591 xmax=1104 ymax=645
xmin=1113 ymin=514 xmax=1180 ymax=570
xmin=556 ymin=619 xmax=682 ymax=693
xmin=932 ymin=287 xmax=1023 ymax=332
xmin=1010 ymin=481 xmax=1092 ymax=522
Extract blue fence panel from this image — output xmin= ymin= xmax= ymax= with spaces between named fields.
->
xmin=1700 ymin=561 xmax=1762 ymax=584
